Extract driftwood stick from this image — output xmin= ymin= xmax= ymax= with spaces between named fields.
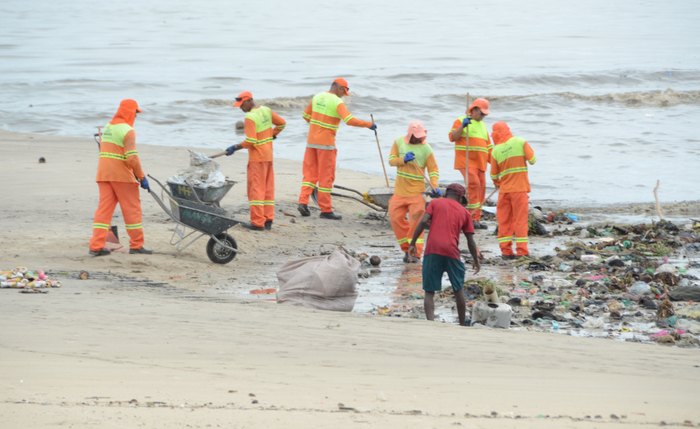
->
xmin=653 ymin=179 xmax=664 ymax=220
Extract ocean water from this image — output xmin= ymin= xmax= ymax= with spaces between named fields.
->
xmin=1 ymin=0 xmax=699 ymax=204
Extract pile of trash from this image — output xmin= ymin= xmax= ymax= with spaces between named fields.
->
xmin=168 ymin=150 xmax=226 ymax=188
xmin=368 ymin=217 xmax=700 ymax=347
xmin=1 ymin=267 xmax=61 ymax=293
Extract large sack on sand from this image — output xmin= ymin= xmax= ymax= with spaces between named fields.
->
xmin=277 ymin=248 xmax=360 ymax=311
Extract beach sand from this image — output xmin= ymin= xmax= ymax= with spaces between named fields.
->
xmin=1 ymin=129 xmax=699 ymax=428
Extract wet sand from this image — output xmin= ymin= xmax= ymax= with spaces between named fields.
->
xmin=1 ymin=130 xmax=699 ymax=428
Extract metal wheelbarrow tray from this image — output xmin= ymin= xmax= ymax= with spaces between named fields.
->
xmin=148 ymin=174 xmax=241 ymax=264
xmin=166 ymin=179 xmax=236 ymax=207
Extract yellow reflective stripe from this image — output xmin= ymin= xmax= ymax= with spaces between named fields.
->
xmin=497 ymin=167 xmax=528 ymax=179
xmin=254 ymin=137 xmax=273 ymax=146
xmin=302 ymin=112 xmax=311 ymax=120
xmin=125 ymin=223 xmax=142 ymax=230
xmin=528 ymin=156 xmax=537 ymax=165
xmin=310 ymin=119 xmax=339 ymax=130
xmin=263 ymin=200 xmax=275 ymax=205
xmin=415 ymin=238 xmax=425 ymax=244
xmin=487 ymin=143 xmax=494 ymax=150
xmin=491 ymin=174 xmax=499 ymax=180
xmin=467 ymin=202 xmax=481 ymax=209
xmin=99 ymin=152 xmax=126 ymax=160
xmin=397 ymin=238 xmax=409 ymax=244
xmin=307 ymin=144 xmax=336 ymax=151
xmin=249 ymin=200 xmax=265 ymax=206
xmin=455 ymin=145 xmax=467 ymax=151
xmin=397 ymin=171 xmax=424 ymax=181
xmin=245 ymin=137 xmax=258 ymax=143
xmin=467 ymin=146 xmax=489 ymax=153
xmin=124 ymin=150 xmax=138 ymax=157
xmin=276 ymin=124 xmax=286 ymax=130
xmin=301 ymin=182 xmax=316 ymax=189
xmin=317 ymin=186 xmax=332 ymax=193
xmin=93 ymin=223 xmax=110 ymax=230
xmin=497 ymin=236 xmax=513 ymax=243
xmin=429 ymin=172 xmax=439 ymax=178
xmin=388 ymin=154 xmax=398 ymax=160
xmin=514 ymin=237 xmax=529 ymax=243
xmin=342 ymin=114 xmax=353 ymax=123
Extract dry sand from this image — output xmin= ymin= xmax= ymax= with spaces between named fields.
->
xmin=1 ymin=129 xmax=699 ymax=428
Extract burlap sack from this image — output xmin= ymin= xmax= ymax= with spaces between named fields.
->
xmin=277 ymin=248 xmax=360 ymax=312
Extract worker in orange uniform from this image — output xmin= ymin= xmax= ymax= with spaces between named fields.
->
xmin=225 ymin=91 xmax=286 ymax=231
xmin=297 ymin=77 xmax=376 ymax=220
xmin=489 ymin=121 xmax=536 ymax=258
xmin=89 ymin=99 xmax=152 ymax=256
xmin=387 ymin=121 xmax=440 ymax=263
xmin=448 ymin=98 xmax=492 ymax=229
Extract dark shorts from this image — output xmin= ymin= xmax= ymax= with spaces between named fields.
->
xmin=422 ymin=253 xmax=465 ymax=293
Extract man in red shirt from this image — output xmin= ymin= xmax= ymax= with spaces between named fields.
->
xmin=408 ymin=183 xmax=481 ymax=326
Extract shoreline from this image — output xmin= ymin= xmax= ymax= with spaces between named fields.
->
xmin=2 ymin=128 xmax=700 ymax=428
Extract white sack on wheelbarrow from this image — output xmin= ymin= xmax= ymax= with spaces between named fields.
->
xmin=276 ymin=248 xmax=360 ymax=312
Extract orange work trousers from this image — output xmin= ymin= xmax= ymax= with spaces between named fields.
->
xmin=298 ymin=147 xmax=337 ymax=213
xmin=89 ymin=181 xmax=144 ymax=251
xmin=247 ymin=161 xmax=275 ymax=228
xmin=459 ymin=167 xmax=486 ymax=221
xmin=388 ymin=194 xmax=426 ymax=257
xmin=496 ymin=192 xmax=529 ymax=256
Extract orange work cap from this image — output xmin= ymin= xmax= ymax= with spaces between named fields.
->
xmin=468 ymin=98 xmax=490 ymax=115
xmin=446 ymin=183 xmax=466 ymax=198
xmin=333 ymin=77 xmax=350 ymax=95
xmin=406 ymin=120 xmax=427 ymax=141
xmin=491 ymin=121 xmax=513 ymax=145
xmin=233 ymin=91 xmax=253 ymax=107
xmin=120 ymin=98 xmax=142 ymax=113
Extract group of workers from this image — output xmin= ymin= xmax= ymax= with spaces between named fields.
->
xmin=87 ymin=77 xmax=536 ymax=324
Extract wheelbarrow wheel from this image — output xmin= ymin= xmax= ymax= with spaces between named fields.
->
xmin=206 ymin=233 xmax=237 ymax=264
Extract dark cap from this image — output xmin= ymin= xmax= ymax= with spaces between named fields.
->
xmin=446 ymin=183 xmax=466 ymax=197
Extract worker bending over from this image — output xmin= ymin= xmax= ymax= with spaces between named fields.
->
xmin=387 ymin=121 xmax=440 ymax=263
xmin=226 ymin=91 xmax=286 ymax=231
xmin=449 ymin=98 xmax=492 ymax=229
xmin=297 ymin=77 xmax=376 ymax=220
xmin=490 ymin=121 xmax=536 ymax=258
xmin=89 ymin=99 xmax=152 ymax=256
xmin=409 ymin=184 xmax=481 ymax=326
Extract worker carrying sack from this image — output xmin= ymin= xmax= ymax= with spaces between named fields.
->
xmin=277 ymin=248 xmax=360 ymax=312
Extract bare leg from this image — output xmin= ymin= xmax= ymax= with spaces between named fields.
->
xmin=424 ymin=291 xmax=435 ymax=321
xmin=455 ymin=289 xmax=466 ymax=326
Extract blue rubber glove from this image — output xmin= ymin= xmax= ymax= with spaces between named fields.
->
xmin=139 ymin=177 xmax=150 ymax=192
xmin=430 ymin=188 xmax=442 ymax=198
xmin=403 ymin=152 xmax=415 ymax=163
xmin=369 ymin=123 xmax=377 ymax=131
xmin=461 ymin=117 xmax=471 ymax=128
xmin=225 ymin=145 xmax=238 ymax=156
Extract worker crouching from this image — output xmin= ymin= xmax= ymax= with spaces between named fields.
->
xmin=225 ymin=91 xmax=286 ymax=231
xmin=387 ymin=121 xmax=440 ymax=263
xmin=490 ymin=121 xmax=537 ymax=258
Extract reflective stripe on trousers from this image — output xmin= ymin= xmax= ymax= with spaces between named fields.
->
xmin=298 ymin=147 xmax=337 ymax=213
xmin=89 ymin=181 xmax=144 ymax=251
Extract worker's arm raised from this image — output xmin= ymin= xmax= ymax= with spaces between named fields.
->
xmin=123 ymin=130 xmax=145 ymax=180
xmin=336 ymin=103 xmax=373 ymax=128
xmin=449 ymin=118 xmax=463 ymax=142
xmin=387 ymin=143 xmax=404 ymax=167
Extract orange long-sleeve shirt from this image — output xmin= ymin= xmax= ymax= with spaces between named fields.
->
xmin=490 ymin=136 xmax=536 ymax=194
xmin=239 ymin=107 xmax=286 ymax=162
xmin=96 ymin=126 xmax=145 ymax=183
xmin=448 ymin=116 xmax=492 ymax=171
xmin=302 ymin=92 xmax=372 ymax=148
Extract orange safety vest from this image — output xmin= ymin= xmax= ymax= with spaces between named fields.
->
xmin=303 ymin=92 xmax=351 ymax=149
xmin=452 ymin=115 xmax=491 ymax=171
xmin=490 ymin=136 xmax=536 ymax=193
xmin=96 ymin=123 xmax=142 ymax=183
